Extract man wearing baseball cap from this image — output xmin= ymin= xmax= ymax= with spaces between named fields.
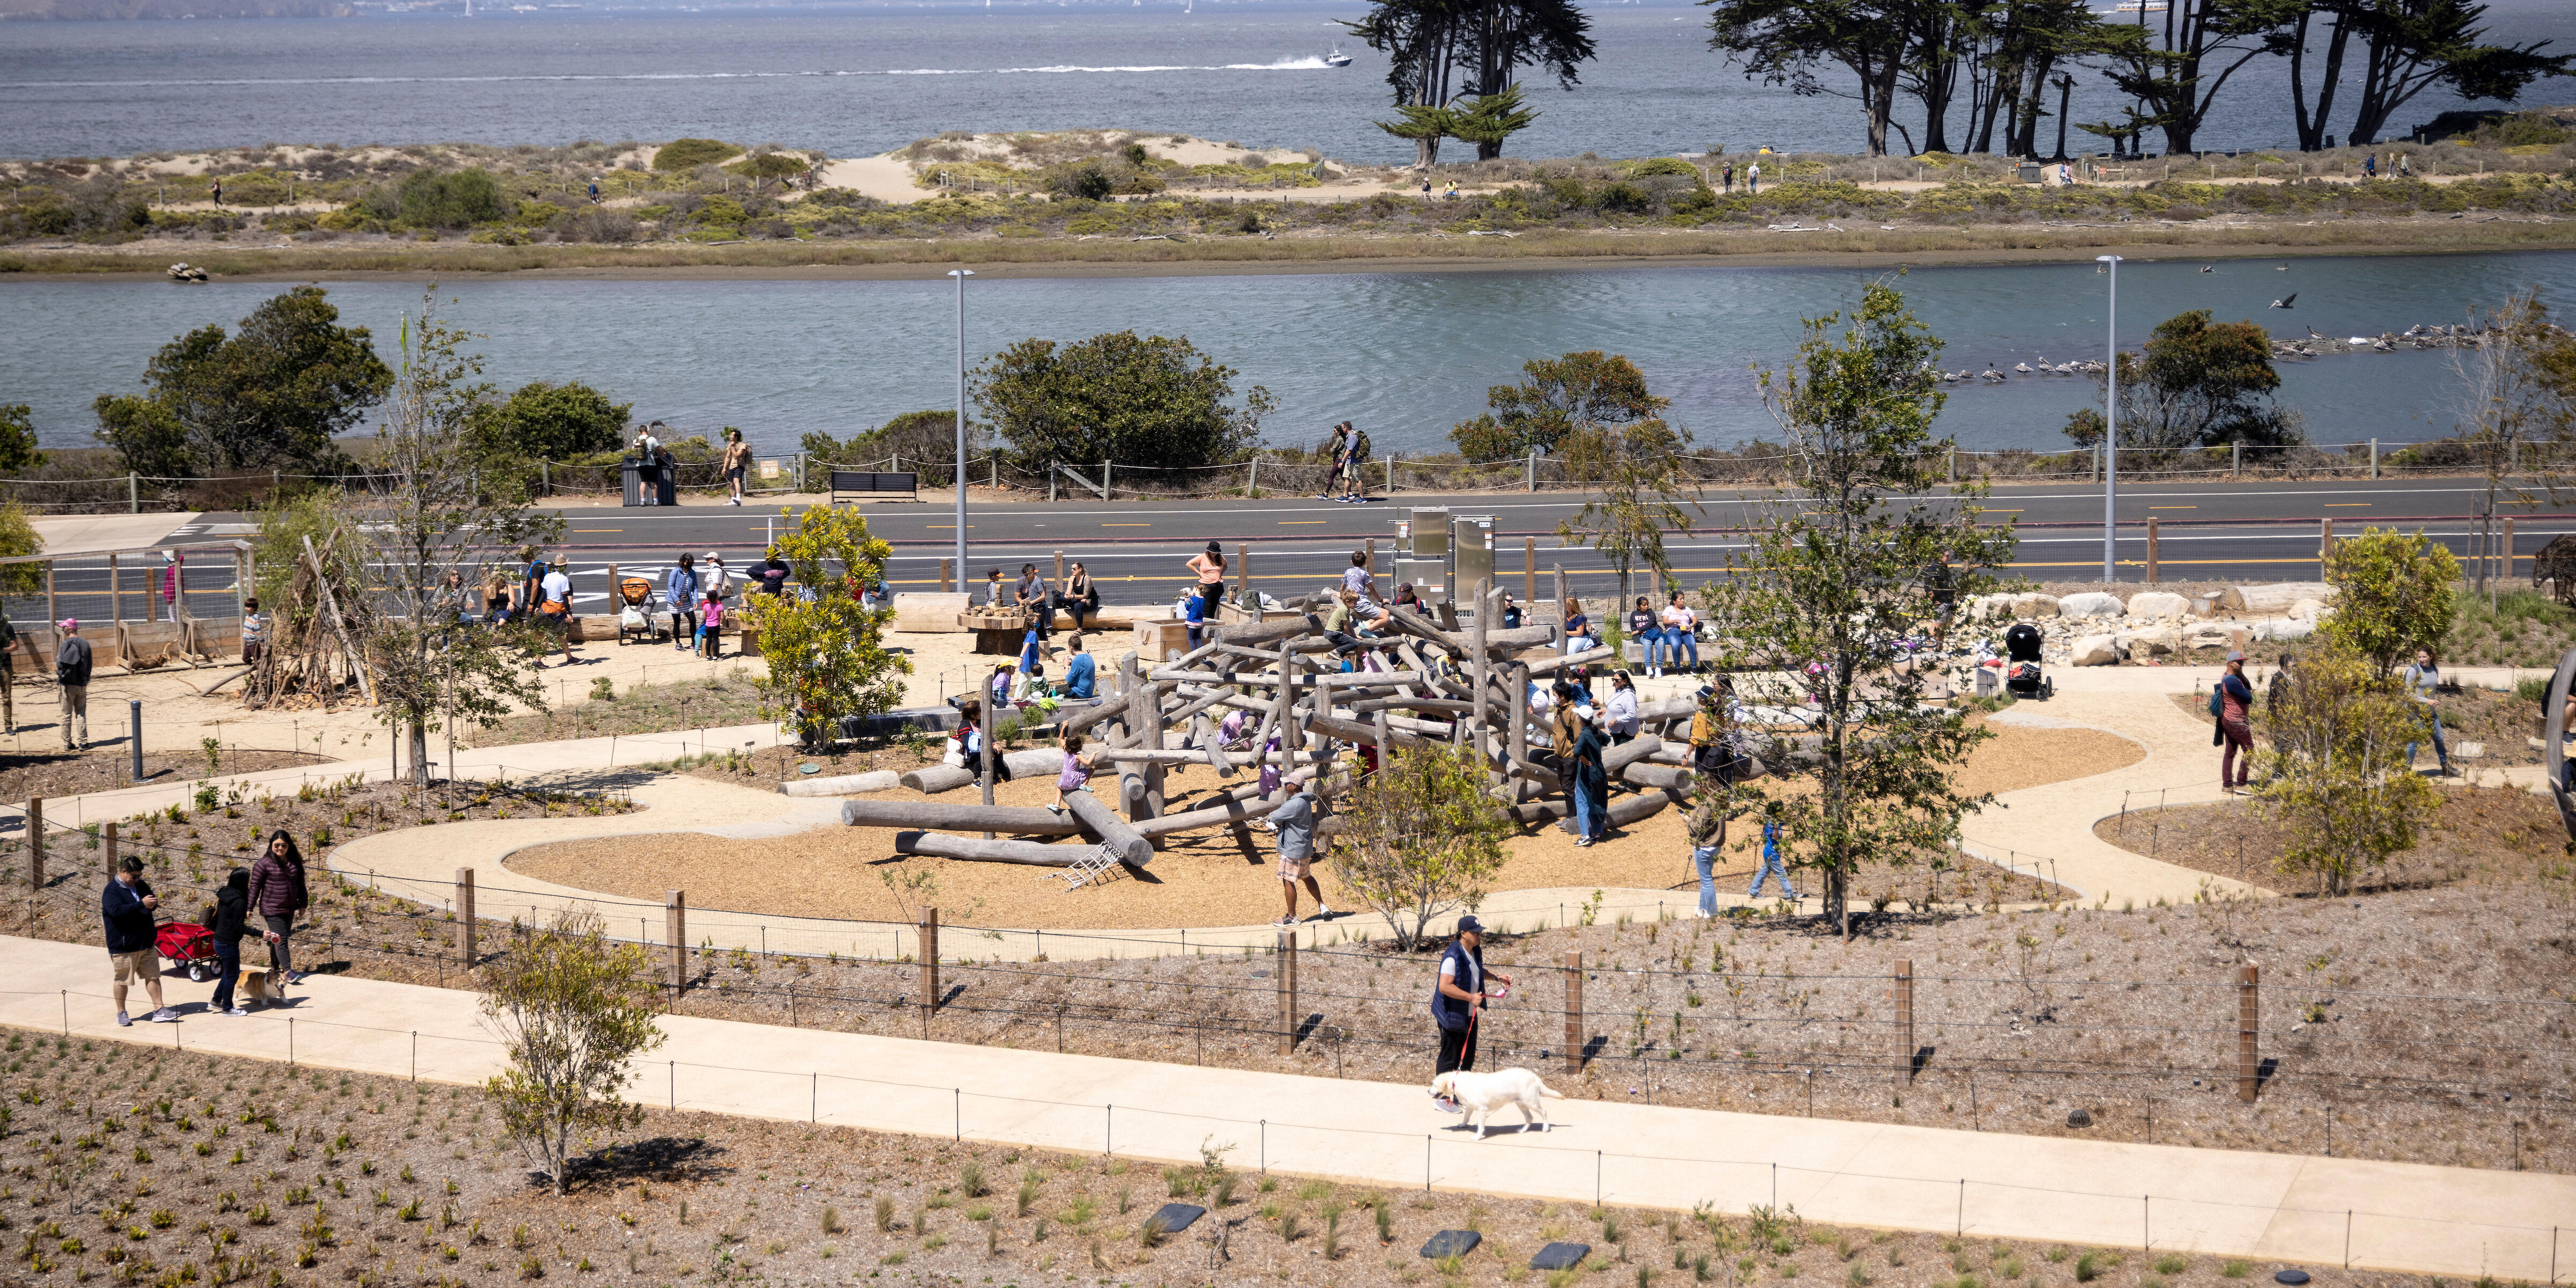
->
xmin=104 ymin=857 xmax=177 ymax=1026
xmin=1432 ymin=914 xmax=1513 ymax=1077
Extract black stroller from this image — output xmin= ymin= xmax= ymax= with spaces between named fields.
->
xmin=2003 ymin=621 xmax=2052 ymax=700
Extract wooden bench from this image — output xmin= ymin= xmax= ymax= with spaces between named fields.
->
xmin=830 ymin=470 xmax=920 ymax=504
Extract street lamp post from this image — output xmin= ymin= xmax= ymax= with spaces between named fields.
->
xmin=2096 ymin=254 xmax=2122 ymax=583
xmin=949 ymin=269 xmax=974 ymax=588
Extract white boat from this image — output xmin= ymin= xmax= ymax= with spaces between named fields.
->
xmin=2105 ymin=1 xmax=2168 ymax=10
xmin=1324 ymin=46 xmax=1351 ymax=66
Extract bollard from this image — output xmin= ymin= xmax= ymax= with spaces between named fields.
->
xmin=2369 ymin=438 xmax=2378 ymax=479
xmin=455 ymin=868 xmax=476 ymax=967
xmin=2320 ymin=519 xmax=2336 ymax=577
xmin=129 ymin=700 xmax=143 ymax=785
xmin=2504 ymin=517 xmax=2517 ymax=583
xmin=940 ymin=559 xmax=953 ymax=594
xmin=1524 ymin=537 xmax=1537 ymax=604
xmin=26 ymin=796 xmax=40 ymax=892
xmin=105 ymin=821 xmax=118 ymax=873
xmin=665 ymin=890 xmax=686 ymax=999
xmin=1525 ymin=447 xmax=1537 ymax=493
xmin=2146 ymin=517 xmax=2160 ymax=584
xmin=1894 ymin=960 xmax=1915 ymax=1085
xmin=2237 ymin=963 xmax=2261 ymax=1103
xmin=919 ymin=908 xmax=941 ymax=1027
xmin=1561 ymin=950 xmax=1584 ymax=1075
xmin=1276 ymin=928 xmax=1298 ymax=1056
xmin=1364 ymin=538 xmax=1377 ymax=582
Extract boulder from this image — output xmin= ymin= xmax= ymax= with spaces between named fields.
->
xmin=2069 ymin=633 xmax=2122 ymax=666
xmin=2289 ymin=597 xmax=2327 ymax=620
xmin=2009 ymin=594 xmax=2061 ymax=619
xmin=2222 ymin=582 xmax=2335 ymax=613
xmin=2060 ymin=591 xmax=2125 ymax=618
xmin=2125 ymin=591 xmax=2191 ymax=621
xmin=2117 ymin=627 xmax=2178 ymax=657
xmin=1965 ymin=593 xmax=2017 ymax=623
xmin=2250 ymin=617 xmax=2314 ymax=642
xmin=2182 ymin=623 xmax=2236 ymax=652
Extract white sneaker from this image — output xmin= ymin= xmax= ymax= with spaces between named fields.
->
xmin=115 ymin=1011 xmax=130 ymax=1027
xmin=147 ymin=1009 xmax=179 ymax=1023
xmin=223 ymin=1007 xmax=248 ymax=1017
xmin=1312 ymin=904 xmax=1331 ymax=919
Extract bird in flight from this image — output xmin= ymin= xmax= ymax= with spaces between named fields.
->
xmin=2269 ymin=294 xmax=2297 ymax=309
xmin=2199 ymin=265 xmax=2214 ymax=273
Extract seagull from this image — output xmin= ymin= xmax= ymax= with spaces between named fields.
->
xmin=2276 ymin=262 xmax=2289 ymax=270
xmin=2306 ymin=326 xmax=2324 ymax=339
xmin=2013 ymin=361 xmax=2034 ymax=374
xmin=2199 ymin=265 xmax=2214 ymax=273
xmin=2269 ymin=294 xmax=2296 ymax=309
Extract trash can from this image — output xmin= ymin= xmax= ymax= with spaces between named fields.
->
xmin=2017 ymin=162 xmax=2043 ymax=184
xmin=654 ymin=460 xmax=677 ymax=507
xmin=621 ymin=457 xmax=644 ymax=507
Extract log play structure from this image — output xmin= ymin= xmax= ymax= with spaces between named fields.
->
xmin=836 ymin=580 xmax=1716 ymax=872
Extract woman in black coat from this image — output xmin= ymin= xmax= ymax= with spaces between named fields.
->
xmin=1571 ymin=715 xmax=1611 ymax=847
xmin=210 ymin=868 xmax=252 ymax=1015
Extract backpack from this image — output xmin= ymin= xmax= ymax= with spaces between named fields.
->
xmin=2207 ymin=685 xmax=2224 ymax=718
xmin=1349 ymin=431 xmax=1370 ymax=462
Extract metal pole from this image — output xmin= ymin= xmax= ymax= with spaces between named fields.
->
xmin=2098 ymin=254 xmax=2123 ymax=582
xmin=129 ymin=699 xmax=143 ymax=784
xmin=949 ymin=269 xmax=974 ymax=587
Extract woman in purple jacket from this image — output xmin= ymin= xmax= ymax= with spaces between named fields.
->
xmin=247 ymin=831 xmax=310 ymax=983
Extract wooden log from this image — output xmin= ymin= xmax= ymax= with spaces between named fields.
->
xmin=894 ymin=831 xmax=1094 ymax=867
xmin=1504 ymin=757 xmax=1564 ymax=792
xmin=897 ymin=748 xmax=1065 ymax=794
xmin=1526 ymin=646 xmax=1614 ymax=678
xmin=1548 ymin=787 xmax=1686 ymax=834
xmin=1618 ymin=762 xmax=1696 ymax=792
xmin=1091 ymin=749 xmax=1211 ymax=766
xmin=840 ymin=799 xmax=1082 ymax=836
xmin=1601 ymin=734 xmax=1663 ymax=776
xmin=1211 ymin=613 xmax=1326 ymax=648
xmin=1133 ymin=791 xmax=1289 ymax=838
xmin=1060 ymin=691 xmax=1131 ymax=736
xmin=1308 ymin=711 xmax=1432 ymax=751
xmin=1063 ymin=788 xmax=1154 ymax=866
xmin=780 ymin=770 xmax=902 ymax=797
xmin=1345 ymin=696 xmax=1474 ymax=715
xmin=899 ymin=765 xmax=976 ymax=793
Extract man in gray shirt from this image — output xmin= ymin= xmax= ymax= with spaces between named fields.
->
xmin=1271 ymin=782 xmax=1329 ymax=927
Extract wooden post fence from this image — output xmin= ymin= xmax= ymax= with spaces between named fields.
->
xmin=454 ymin=868 xmax=475 ymax=967
xmin=2319 ymin=519 xmax=2336 ymax=577
xmin=25 ymin=796 xmax=39 ymax=892
xmin=1561 ymin=949 xmax=1584 ymax=1075
xmin=919 ymin=907 xmax=942 ymax=1025
xmin=2237 ymin=963 xmax=2262 ymax=1103
xmin=1894 ymin=959 xmax=1915 ymax=1085
xmin=105 ymin=821 xmax=117 ymax=873
xmin=1276 ymin=928 xmax=1298 ymax=1056
xmin=1524 ymin=537 xmax=1537 ymax=604
xmin=2146 ymin=518 xmax=2161 ymax=584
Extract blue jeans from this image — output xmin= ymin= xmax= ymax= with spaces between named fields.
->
xmin=1571 ymin=788 xmax=1596 ymax=839
xmin=1750 ymin=851 xmax=1797 ymax=900
xmin=1667 ymin=631 xmax=1699 ymax=670
xmin=1634 ymin=627 xmax=1663 ymax=667
xmin=210 ymin=940 xmax=240 ymax=1011
xmin=2405 ymin=710 xmax=2447 ymax=772
xmin=1693 ymin=845 xmax=1720 ymax=916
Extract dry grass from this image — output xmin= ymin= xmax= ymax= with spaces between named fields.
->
xmin=2094 ymin=782 xmax=2573 ymax=895
xmin=460 ymin=667 xmax=769 ymax=749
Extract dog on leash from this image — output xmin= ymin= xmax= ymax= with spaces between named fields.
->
xmin=1429 ymin=1068 xmax=1563 ymax=1139
xmin=235 ymin=970 xmax=286 ymax=1008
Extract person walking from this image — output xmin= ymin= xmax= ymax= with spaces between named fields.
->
xmin=105 ymin=856 xmax=178 ymax=1026
xmin=1571 ymin=709 xmax=1610 ymax=845
xmin=210 ymin=177 xmax=222 ymax=207
xmin=1687 ymin=787 xmax=1728 ymax=918
xmin=1746 ymin=162 xmax=1760 ymax=194
xmin=1748 ymin=809 xmax=1799 ymax=902
xmin=55 ymin=618 xmax=91 ymax=751
xmin=2397 ymin=153 xmax=2413 ymax=178
xmin=1269 ymin=780 xmax=1329 ymax=925
xmin=209 ymin=867 xmax=252 ymax=1015
xmin=665 ymin=553 xmax=699 ymax=650
xmin=698 ymin=591 xmax=724 ymax=660
xmin=1318 ymin=423 xmax=1350 ymax=500
xmin=2401 ymin=646 xmax=2450 ymax=775
xmin=700 ymin=552 xmax=729 ymax=603
xmin=2364 ymin=152 xmax=2378 ymax=179
xmin=160 ymin=548 xmax=183 ymax=621
xmin=1626 ymin=595 xmax=1663 ymax=677
xmin=248 ymin=830 xmax=309 ymax=984
xmin=537 ymin=558 xmax=577 ymax=668
xmin=1722 ymin=162 xmax=1735 ymax=193
xmin=1338 ymin=425 xmax=1372 ymax=503
xmin=720 ymin=428 xmax=753 ymax=507
xmin=1063 ymin=561 xmax=1098 ymax=634
xmin=1431 ymin=915 xmax=1511 ymax=1076
xmin=1605 ymin=670 xmax=1640 ymax=743
xmin=2216 ymin=651 xmax=2256 ymax=792
xmin=588 ymin=178 xmax=601 ymax=204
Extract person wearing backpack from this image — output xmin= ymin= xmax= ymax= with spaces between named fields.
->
xmin=2215 ymin=651 xmax=2256 ymax=793
xmin=1338 ymin=427 xmax=1371 ymax=503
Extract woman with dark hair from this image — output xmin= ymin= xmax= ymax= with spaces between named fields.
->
xmin=247 ymin=831 xmax=309 ymax=984
xmin=210 ymin=868 xmax=252 ymax=1015
xmin=1187 ymin=542 xmax=1228 ymax=617
xmin=1570 ymin=710 xmax=1611 ymax=846
xmin=1064 ymin=561 xmax=1098 ymax=634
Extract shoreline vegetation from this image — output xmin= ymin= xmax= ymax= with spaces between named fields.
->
xmin=5 ymin=125 xmax=2575 ymax=277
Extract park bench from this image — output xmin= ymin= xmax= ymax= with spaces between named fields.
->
xmin=830 ymin=470 xmax=920 ymax=504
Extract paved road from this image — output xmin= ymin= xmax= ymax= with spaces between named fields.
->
xmin=12 ymin=474 xmax=2566 ymax=621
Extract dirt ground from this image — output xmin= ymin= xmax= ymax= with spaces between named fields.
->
xmin=2167 ymin=683 xmax=2546 ymax=773
xmin=0 ymin=1043 xmax=2439 ymax=1288
xmin=2094 ymin=783 xmax=2572 ymax=895
xmin=0 ymin=745 xmax=333 ymax=804
xmin=506 ymin=719 xmax=2132 ymax=930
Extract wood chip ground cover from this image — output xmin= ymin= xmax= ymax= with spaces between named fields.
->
xmin=0 ymin=1041 xmax=2470 ymax=1288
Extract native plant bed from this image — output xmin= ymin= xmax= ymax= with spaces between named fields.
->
xmin=2093 ymin=784 xmax=2571 ymax=894
xmin=2168 ymin=682 xmax=2550 ymax=769
xmin=0 ymin=1042 xmax=2424 ymax=1288
xmin=462 ymin=669 xmax=770 ymax=749
xmin=0 ymin=746 xmax=334 ymax=806
xmin=7 ymin=772 xmax=642 ymax=983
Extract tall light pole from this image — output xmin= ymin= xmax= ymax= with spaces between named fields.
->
xmin=949 ymin=269 xmax=974 ymax=587
xmin=2096 ymin=254 xmax=2121 ymax=583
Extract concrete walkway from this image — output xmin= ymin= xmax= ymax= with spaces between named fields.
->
xmin=0 ymin=934 xmax=2560 ymax=1279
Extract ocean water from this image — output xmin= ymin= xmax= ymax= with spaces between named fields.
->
xmin=3 ymin=1 xmax=2571 ymax=163
xmin=9 ymin=251 xmax=2573 ymax=458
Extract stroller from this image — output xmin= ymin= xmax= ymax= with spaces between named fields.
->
xmin=2003 ymin=621 xmax=2052 ymax=700
xmin=614 ymin=577 xmax=662 ymax=646
xmin=155 ymin=919 xmax=223 ymax=983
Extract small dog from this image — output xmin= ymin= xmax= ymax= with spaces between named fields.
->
xmin=235 ymin=970 xmax=286 ymax=1008
xmin=1429 ymin=1068 xmax=1563 ymax=1139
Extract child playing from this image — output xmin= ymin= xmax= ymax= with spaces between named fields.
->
xmin=698 ymin=592 xmax=724 ymax=660
xmin=1183 ymin=591 xmax=1208 ymax=649
xmin=1050 ymin=733 xmax=1093 ymax=814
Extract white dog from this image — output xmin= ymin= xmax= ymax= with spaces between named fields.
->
xmin=1430 ymin=1068 xmax=1564 ymax=1139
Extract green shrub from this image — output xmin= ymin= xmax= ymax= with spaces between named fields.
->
xmin=654 ymin=138 xmax=739 ymax=172
xmin=398 ymin=168 xmax=508 ymax=228
xmin=1624 ymin=158 xmax=1703 ymax=178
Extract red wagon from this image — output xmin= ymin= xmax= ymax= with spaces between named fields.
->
xmin=155 ymin=921 xmax=222 ymax=983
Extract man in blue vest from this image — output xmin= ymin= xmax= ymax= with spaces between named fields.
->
xmin=1432 ymin=915 xmax=1513 ymax=1077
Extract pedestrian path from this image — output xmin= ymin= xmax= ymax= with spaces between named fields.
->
xmin=0 ymin=935 xmax=2559 ymax=1280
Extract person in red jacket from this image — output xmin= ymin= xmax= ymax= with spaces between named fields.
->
xmin=247 ymin=831 xmax=310 ymax=984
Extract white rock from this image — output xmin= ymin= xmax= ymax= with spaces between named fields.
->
xmin=2070 ymin=633 xmax=2122 ymax=665
xmin=2117 ymin=627 xmax=2179 ymax=657
xmin=2224 ymin=582 xmax=2336 ymax=613
xmin=2289 ymin=597 xmax=2326 ymax=619
xmin=2125 ymin=591 xmax=2191 ymax=621
xmin=1966 ymin=593 xmax=2017 ymax=622
xmin=2180 ymin=623 xmax=2236 ymax=652
xmin=2251 ymin=617 xmax=2314 ymax=642
xmin=2060 ymin=591 xmax=2125 ymax=618
xmin=2010 ymin=594 xmax=2061 ymax=619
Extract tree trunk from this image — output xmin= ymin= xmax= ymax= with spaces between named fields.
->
xmin=1416 ymin=135 xmax=1441 ymax=169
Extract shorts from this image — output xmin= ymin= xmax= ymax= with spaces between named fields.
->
xmin=110 ymin=950 xmax=158 ymax=984
xmin=727 ymin=464 xmax=746 ymax=484
xmin=1278 ymin=852 xmax=1311 ymax=881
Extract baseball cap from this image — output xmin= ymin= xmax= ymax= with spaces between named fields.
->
xmin=2225 ymin=650 xmax=2245 ymax=662
xmin=1457 ymin=915 xmax=1484 ymax=934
